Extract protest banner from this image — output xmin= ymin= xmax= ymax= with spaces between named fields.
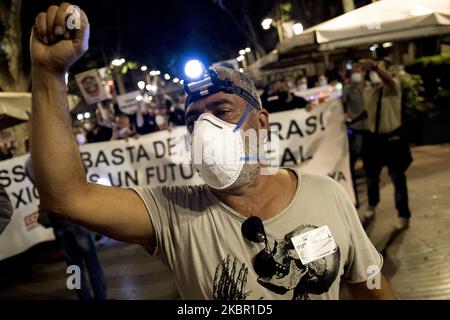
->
xmin=0 ymin=99 xmax=352 ymax=260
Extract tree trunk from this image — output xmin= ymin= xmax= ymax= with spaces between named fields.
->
xmin=0 ymin=0 xmax=30 ymax=92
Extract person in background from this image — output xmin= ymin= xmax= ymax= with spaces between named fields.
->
xmin=111 ymin=113 xmax=136 ymax=140
xmin=135 ymin=101 xmax=158 ymax=135
xmin=294 ymin=76 xmax=308 ymax=92
xmin=360 ymin=57 xmax=413 ymax=230
xmin=24 ymin=131 xmax=107 ymax=300
xmin=0 ymin=131 xmax=17 ymax=160
xmin=262 ymin=79 xmax=308 ymax=113
xmin=73 ymin=124 xmax=88 ymax=145
xmin=86 ymin=106 xmax=113 ymax=143
xmin=318 ymin=74 xmax=328 ymax=87
xmin=0 ymin=186 xmax=13 ymax=236
xmin=154 ymin=105 xmax=170 ymax=131
xmin=342 ymin=62 xmax=367 ymax=209
xmin=168 ymin=93 xmax=186 ymax=126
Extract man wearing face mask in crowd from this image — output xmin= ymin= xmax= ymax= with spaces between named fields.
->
xmin=342 ymin=63 xmax=367 ymax=208
xmin=30 ymin=3 xmax=396 ymax=300
xmin=359 ymin=58 xmax=413 ymax=230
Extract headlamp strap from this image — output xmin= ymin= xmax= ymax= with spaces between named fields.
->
xmin=233 ymin=104 xmax=252 ymax=132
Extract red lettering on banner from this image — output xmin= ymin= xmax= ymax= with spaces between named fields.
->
xmin=24 ymin=211 xmax=39 ymax=230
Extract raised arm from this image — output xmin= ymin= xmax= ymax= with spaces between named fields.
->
xmin=30 ymin=3 xmax=154 ymax=246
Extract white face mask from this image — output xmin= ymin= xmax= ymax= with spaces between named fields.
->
xmin=369 ymin=71 xmax=382 ymax=84
xmin=191 ymin=113 xmax=245 ymax=190
xmin=76 ymin=133 xmax=86 ymax=145
xmin=351 ymin=72 xmax=363 ymax=83
xmin=155 ymin=114 xmax=166 ymax=127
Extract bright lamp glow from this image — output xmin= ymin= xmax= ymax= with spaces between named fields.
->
xmin=136 ymin=95 xmax=143 ymax=101
xmin=84 ymin=112 xmax=91 ymax=119
xmin=262 ymin=18 xmax=273 ymax=30
xmin=382 ymin=42 xmax=393 ymax=48
xmin=236 ymin=55 xmax=245 ymax=62
xmin=173 ymin=77 xmax=180 ymax=83
xmin=239 ymin=49 xmax=246 ymax=55
xmin=180 ymin=80 xmax=184 ymax=85
xmin=239 ymin=68 xmax=244 ymax=73
xmin=293 ymin=23 xmax=303 ymax=35
xmin=146 ymin=84 xmax=157 ymax=92
xmin=184 ymin=60 xmax=204 ymax=79
xmin=77 ymin=113 xmax=84 ymax=120
xmin=245 ymin=47 xmax=251 ymax=53
xmin=111 ymin=58 xmax=125 ymax=67
xmin=140 ymin=66 xmax=147 ymax=71
xmin=164 ymin=73 xmax=170 ymax=80
xmin=137 ymin=81 xmax=146 ymax=90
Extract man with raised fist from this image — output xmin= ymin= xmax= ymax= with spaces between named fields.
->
xmin=30 ymin=3 xmax=396 ymax=300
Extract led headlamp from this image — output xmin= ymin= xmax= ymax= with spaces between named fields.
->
xmin=184 ymin=67 xmax=261 ymax=111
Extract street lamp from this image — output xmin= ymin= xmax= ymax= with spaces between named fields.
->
xmin=137 ymin=81 xmax=146 ymax=90
xmin=261 ymin=18 xmax=273 ymax=30
xmin=111 ymin=58 xmax=125 ymax=67
xmin=140 ymin=65 xmax=148 ymax=71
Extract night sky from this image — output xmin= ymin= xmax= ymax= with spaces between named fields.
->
xmin=20 ymin=0 xmax=275 ymax=77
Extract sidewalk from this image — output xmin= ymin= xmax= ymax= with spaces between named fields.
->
xmin=1 ymin=144 xmax=449 ymax=299
xmin=354 ymin=144 xmax=450 ymax=299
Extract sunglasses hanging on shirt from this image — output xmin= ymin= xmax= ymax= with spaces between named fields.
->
xmin=241 ymin=216 xmax=289 ymax=278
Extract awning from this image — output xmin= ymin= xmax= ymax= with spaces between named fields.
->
xmin=0 ymin=92 xmax=80 ymax=130
xmin=278 ymin=0 xmax=450 ymax=53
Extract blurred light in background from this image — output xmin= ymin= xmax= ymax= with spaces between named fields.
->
xmin=262 ymin=18 xmax=273 ymax=30
xmin=140 ymin=66 xmax=147 ymax=71
xmin=137 ymin=81 xmax=146 ymax=90
xmin=111 ymin=58 xmax=125 ymax=66
xmin=293 ymin=22 xmax=304 ymax=35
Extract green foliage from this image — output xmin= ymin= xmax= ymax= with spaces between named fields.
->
xmin=405 ymin=53 xmax=450 ymax=103
xmin=279 ymin=2 xmax=292 ymax=22
xmin=398 ymin=71 xmax=433 ymax=118
xmin=120 ymin=61 xmax=138 ymax=75
xmin=408 ymin=52 xmax=450 ymax=66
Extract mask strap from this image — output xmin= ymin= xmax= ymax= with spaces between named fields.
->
xmin=233 ymin=104 xmax=252 ymax=133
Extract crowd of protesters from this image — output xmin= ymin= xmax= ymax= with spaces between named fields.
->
xmin=72 ymin=92 xmax=186 ymax=145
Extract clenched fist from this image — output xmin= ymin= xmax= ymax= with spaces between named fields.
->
xmin=31 ymin=2 xmax=90 ymax=74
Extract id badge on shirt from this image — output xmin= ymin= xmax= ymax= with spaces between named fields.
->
xmin=291 ymin=225 xmax=338 ymax=265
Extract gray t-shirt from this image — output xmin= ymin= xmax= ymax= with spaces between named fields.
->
xmin=131 ymin=169 xmax=382 ymax=300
